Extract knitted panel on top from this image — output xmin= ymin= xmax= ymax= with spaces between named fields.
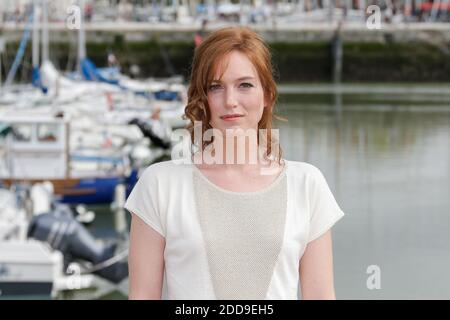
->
xmin=193 ymin=167 xmax=288 ymax=299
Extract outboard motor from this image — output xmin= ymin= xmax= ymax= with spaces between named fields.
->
xmin=27 ymin=205 xmax=128 ymax=284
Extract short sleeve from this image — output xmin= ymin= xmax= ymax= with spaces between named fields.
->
xmin=124 ymin=166 xmax=165 ymax=237
xmin=307 ymin=166 xmax=345 ymax=243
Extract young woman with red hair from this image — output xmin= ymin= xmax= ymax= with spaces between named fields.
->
xmin=126 ymin=27 xmax=345 ymax=300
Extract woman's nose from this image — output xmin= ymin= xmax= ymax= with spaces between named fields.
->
xmin=224 ymin=89 xmax=238 ymax=109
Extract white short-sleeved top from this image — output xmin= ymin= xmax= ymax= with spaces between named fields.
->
xmin=124 ymin=159 xmax=345 ymax=300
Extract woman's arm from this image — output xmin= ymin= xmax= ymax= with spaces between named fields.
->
xmin=128 ymin=213 xmax=165 ymax=299
xmin=299 ymin=230 xmax=336 ymax=300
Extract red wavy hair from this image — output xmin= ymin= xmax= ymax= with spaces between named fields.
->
xmin=184 ymin=26 xmax=284 ymax=163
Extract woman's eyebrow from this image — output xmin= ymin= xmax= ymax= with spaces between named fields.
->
xmin=211 ymin=76 xmax=255 ymax=83
xmin=236 ymin=76 xmax=255 ymax=81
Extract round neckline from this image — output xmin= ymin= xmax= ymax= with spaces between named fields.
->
xmin=191 ymin=160 xmax=288 ymax=196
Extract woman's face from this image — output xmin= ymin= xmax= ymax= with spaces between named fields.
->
xmin=207 ymin=51 xmax=266 ymax=135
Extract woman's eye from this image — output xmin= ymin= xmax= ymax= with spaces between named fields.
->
xmin=208 ymin=84 xmax=221 ymax=91
xmin=240 ymin=82 xmax=254 ymax=88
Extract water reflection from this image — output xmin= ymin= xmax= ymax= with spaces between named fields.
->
xmin=277 ymin=93 xmax=450 ymax=299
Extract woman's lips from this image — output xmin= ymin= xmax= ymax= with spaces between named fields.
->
xmin=220 ymin=114 xmax=244 ymax=121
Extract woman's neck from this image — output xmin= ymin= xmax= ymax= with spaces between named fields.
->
xmin=194 ymin=143 xmax=281 ymax=176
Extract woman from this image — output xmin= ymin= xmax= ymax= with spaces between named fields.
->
xmin=125 ymin=27 xmax=345 ymax=300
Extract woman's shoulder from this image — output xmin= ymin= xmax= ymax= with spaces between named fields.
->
xmin=284 ymin=160 xmax=334 ymax=198
xmin=285 ymin=159 xmax=325 ymax=178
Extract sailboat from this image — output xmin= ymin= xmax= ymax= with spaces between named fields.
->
xmin=74 ymin=0 xmax=188 ymax=129
xmin=0 ymin=0 xmax=176 ymax=204
xmin=0 ymin=115 xmax=139 ymax=204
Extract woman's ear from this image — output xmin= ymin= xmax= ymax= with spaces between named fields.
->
xmin=263 ymin=93 xmax=272 ymax=109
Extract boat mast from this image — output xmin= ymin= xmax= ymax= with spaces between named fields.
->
xmin=0 ymin=37 xmax=4 ymax=94
xmin=42 ymin=0 xmax=49 ymax=63
xmin=0 ymin=2 xmax=3 ymax=93
xmin=78 ymin=0 xmax=86 ymax=74
xmin=32 ymin=0 xmax=40 ymax=70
